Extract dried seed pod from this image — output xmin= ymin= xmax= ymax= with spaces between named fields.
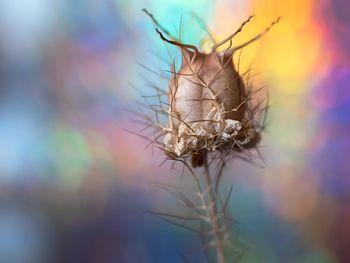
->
xmin=163 ymin=52 xmax=245 ymax=164
xmin=143 ymin=10 xmax=280 ymax=167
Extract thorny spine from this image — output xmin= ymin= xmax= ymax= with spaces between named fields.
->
xmin=131 ymin=9 xmax=280 ymax=262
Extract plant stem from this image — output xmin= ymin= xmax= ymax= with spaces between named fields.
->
xmin=204 ymin=160 xmax=226 ymax=263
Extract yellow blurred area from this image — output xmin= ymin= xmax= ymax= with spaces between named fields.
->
xmin=213 ymin=0 xmax=329 ymax=93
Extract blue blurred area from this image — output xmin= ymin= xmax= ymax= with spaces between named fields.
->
xmin=0 ymin=1 xmax=209 ymax=262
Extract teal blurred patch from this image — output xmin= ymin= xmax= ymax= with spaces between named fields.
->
xmin=48 ymin=125 xmax=91 ymax=188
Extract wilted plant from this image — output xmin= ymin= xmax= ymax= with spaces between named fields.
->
xmin=130 ymin=9 xmax=280 ymax=263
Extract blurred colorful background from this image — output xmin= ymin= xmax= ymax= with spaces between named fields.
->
xmin=0 ymin=0 xmax=349 ymax=262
